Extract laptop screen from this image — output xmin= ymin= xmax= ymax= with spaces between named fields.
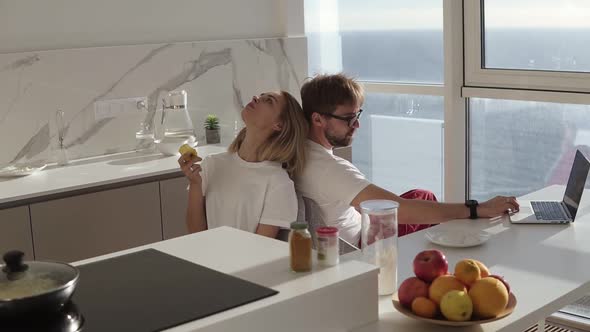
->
xmin=563 ymin=150 xmax=590 ymax=219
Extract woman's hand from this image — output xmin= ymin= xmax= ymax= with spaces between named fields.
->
xmin=178 ymin=154 xmax=203 ymax=186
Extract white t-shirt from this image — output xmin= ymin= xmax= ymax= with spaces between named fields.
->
xmin=200 ymin=152 xmax=297 ymax=233
xmin=295 ymin=140 xmax=371 ymax=244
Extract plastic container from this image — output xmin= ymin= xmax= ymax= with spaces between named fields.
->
xmin=360 ymin=200 xmax=399 ymax=295
xmin=316 ymin=227 xmax=339 ymax=266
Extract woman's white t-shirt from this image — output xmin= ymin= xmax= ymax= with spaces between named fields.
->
xmin=200 ymin=152 xmax=297 ymax=233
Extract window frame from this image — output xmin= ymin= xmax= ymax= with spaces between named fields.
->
xmin=464 ymin=0 xmax=590 ymax=94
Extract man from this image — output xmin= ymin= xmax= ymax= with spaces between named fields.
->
xmin=296 ymin=74 xmax=519 ymax=245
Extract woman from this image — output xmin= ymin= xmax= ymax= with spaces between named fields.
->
xmin=178 ymin=91 xmax=308 ymax=238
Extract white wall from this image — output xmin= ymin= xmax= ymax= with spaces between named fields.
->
xmin=0 ymin=0 xmax=304 ymax=53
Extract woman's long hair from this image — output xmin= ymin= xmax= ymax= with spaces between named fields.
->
xmin=229 ymin=91 xmax=308 ymax=178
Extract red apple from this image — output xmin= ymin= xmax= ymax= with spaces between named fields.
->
xmin=398 ymin=277 xmax=429 ymax=308
xmin=490 ymin=274 xmax=511 ymax=293
xmin=413 ymin=250 xmax=448 ymax=283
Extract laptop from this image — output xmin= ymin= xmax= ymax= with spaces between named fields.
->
xmin=510 ymin=150 xmax=590 ymax=224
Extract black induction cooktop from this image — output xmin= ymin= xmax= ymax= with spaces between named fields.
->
xmin=68 ymin=248 xmax=278 ymax=332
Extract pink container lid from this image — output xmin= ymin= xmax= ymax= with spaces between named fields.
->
xmin=316 ymin=227 xmax=339 ymax=236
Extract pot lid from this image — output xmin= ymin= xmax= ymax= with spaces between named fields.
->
xmin=0 ymin=251 xmax=78 ymax=301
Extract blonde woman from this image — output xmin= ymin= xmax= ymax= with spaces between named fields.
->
xmin=178 ymin=91 xmax=308 ymax=238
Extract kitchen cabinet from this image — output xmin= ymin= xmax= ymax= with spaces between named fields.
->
xmin=160 ymin=177 xmax=190 ymax=240
xmin=0 ymin=206 xmax=34 ymax=259
xmin=30 ymin=182 xmax=162 ymax=262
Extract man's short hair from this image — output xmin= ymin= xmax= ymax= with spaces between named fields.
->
xmin=300 ymin=73 xmax=364 ymax=123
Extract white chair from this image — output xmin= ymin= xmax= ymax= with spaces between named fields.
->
xmin=302 ymin=197 xmax=359 ymax=255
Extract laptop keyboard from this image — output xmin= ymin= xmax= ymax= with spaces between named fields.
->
xmin=531 ymin=201 xmax=568 ymax=221
xmin=559 ymin=295 xmax=590 ymax=319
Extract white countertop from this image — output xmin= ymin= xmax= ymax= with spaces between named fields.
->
xmin=351 ymin=185 xmax=590 ymax=332
xmin=0 ymin=145 xmax=227 ymax=208
xmin=74 ymin=226 xmax=379 ymax=331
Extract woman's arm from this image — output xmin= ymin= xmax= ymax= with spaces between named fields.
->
xmin=258 ymin=176 xmax=298 ymax=239
xmin=186 ymin=184 xmax=207 ymax=233
xmin=179 ymin=155 xmax=207 ymax=233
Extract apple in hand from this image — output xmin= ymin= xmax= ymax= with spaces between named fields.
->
xmin=398 ymin=277 xmax=429 ymax=308
xmin=413 ymin=250 xmax=449 ymax=282
xmin=489 ymin=274 xmax=511 ymax=293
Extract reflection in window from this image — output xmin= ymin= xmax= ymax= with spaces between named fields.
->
xmin=470 ymin=98 xmax=590 ymax=200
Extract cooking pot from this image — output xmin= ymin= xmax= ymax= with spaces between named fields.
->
xmin=0 ymin=250 xmax=79 ymax=318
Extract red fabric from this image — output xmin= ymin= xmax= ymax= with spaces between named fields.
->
xmin=398 ymin=189 xmax=438 ymax=237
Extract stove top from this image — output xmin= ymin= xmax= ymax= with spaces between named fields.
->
xmin=3 ymin=301 xmax=84 ymax=332
xmin=69 ymin=249 xmax=278 ymax=332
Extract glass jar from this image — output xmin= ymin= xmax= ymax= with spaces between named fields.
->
xmin=316 ymin=227 xmax=339 ymax=267
xmin=360 ymin=200 xmax=399 ymax=295
xmin=289 ymin=222 xmax=312 ymax=272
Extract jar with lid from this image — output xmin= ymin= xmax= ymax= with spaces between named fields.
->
xmin=289 ymin=222 xmax=312 ymax=272
xmin=316 ymin=227 xmax=339 ymax=266
xmin=360 ymin=200 xmax=399 ymax=295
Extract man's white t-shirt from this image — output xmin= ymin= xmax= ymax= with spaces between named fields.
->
xmin=295 ymin=140 xmax=371 ymax=244
xmin=200 ymin=152 xmax=297 ymax=233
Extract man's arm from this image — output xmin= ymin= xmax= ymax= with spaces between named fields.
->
xmin=351 ymin=184 xmax=519 ymax=225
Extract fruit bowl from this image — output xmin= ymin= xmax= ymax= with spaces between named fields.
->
xmin=392 ymin=292 xmax=517 ymax=326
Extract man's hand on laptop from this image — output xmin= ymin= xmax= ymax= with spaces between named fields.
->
xmin=479 ymin=196 xmax=520 ymax=218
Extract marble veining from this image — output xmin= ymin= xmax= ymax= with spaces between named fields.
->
xmin=0 ymin=37 xmax=307 ymax=167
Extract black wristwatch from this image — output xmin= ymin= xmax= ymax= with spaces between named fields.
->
xmin=465 ymin=199 xmax=479 ymax=219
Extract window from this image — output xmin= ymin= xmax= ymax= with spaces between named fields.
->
xmin=305 ymin=0 xmax=448 ymax=199
xmin=353 ymin=93 xmax=444 ymax=198
xmin=470 ymin=98 xmax=590 ymax=200
xmin=338 ymin=0 xmax=443 ymax=83
xmin=306 ymin=1 xmax=590 ymax=202
xmin=464 ymin=0 xmax=590 ymax=92
xmin=483 ymin=0 xmax=590 ymax=73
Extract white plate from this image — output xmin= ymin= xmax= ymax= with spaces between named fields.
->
xmin=425 ymin=228 xmax=491 ymax=248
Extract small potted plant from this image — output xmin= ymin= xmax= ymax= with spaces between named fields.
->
xmin=205 ymin=114 xmax=221 ymax=144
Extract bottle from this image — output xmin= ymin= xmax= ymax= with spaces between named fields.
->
xmin=316 ymin=227 xmax=339 ymax=266
xmin=289 ymin=222 xmax=312 ymax=272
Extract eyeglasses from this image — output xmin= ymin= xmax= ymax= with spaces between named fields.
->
xmin=318 ymin=109 xmax=363 ymax=127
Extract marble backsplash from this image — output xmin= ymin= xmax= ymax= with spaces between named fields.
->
xmin=0 ymin=37 xmax=307 ymax=167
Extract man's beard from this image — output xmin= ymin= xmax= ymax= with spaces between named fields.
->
xmin=326 ymin=130 xmax=353 ymax=148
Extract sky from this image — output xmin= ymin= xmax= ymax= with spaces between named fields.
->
xmin=335 ymin=0 xmax=590 ymax=31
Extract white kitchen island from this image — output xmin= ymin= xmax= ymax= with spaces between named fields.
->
xmin=350 ymin=185 xmax=590 ymax=332
xmin=73 ymin=226 xmax=379 ymax=332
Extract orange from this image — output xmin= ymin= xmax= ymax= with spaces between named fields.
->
xmin=454 ymin=259 xmax=481 ymax=286
xmin=411 ymin=297 xmax=438 ymax=318
xmin=468 ymin=277 xmax=509 ymax=318
xmin=473 ymin=260 xmax=490 ymax=278
xmin=429 ymin=275 xmax=467 ymax=304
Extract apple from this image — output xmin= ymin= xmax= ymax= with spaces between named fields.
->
xmin=489 ymin=274 xmax=511 ymax=293
xmin=413 ymin=250 xmax=449 ymax=282
xmin=398 ymin=277 xmax=429 ymax=308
